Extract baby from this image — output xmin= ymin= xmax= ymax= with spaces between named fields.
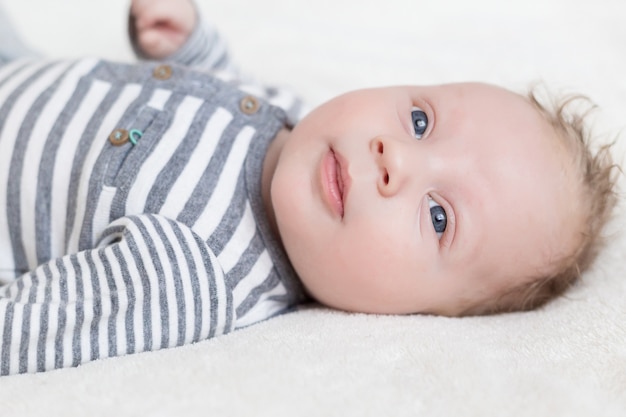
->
xmin=0 ymin=0 xmax=617 ymax=375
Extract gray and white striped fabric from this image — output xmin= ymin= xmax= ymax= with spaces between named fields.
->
xmin=0 ymin=18 xmax=306 ymax=375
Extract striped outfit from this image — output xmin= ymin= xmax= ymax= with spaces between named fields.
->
xmin=0 ymin=18 xmax=306 ymax=375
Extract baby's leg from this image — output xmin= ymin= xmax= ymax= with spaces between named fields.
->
xmin=0 ymin=5 xmax=39 ymax=65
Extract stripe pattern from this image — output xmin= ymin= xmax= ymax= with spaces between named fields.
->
xmin=0 ymin=25 xmax=306 ymax=375
xmin=1 ymin=215 xmax=230 ymax=374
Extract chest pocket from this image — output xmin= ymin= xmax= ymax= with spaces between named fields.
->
xmin=103 ymin=105 xmax=171 ymax=187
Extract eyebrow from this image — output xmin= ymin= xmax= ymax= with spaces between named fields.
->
xmin=445 ymin=179 xmax=487 ymax=270
xmin=414 ymin=94 xmax=470 ymax=260
xmin=426 ymin=98 xmax=469 ymax=262
xmin=396 ymin=97 xmax=414 ymax=137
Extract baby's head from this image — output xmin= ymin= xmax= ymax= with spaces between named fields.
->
xmin=265 ymin=82 xmax=618 ymax=316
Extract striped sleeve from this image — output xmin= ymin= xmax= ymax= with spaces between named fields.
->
xmin=0 ymin=214 xmax=233 ymax=375
xmin=164 ymin=19 xmax=239 ymax=75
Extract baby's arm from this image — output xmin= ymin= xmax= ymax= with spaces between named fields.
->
xmin=0 ymin=214 xmax=233 ymax=375
xmin=129 ymin=0 xmax=307 ymax=124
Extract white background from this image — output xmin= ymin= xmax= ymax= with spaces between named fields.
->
xmin=1 ymin=1 xmax=625 ymax=416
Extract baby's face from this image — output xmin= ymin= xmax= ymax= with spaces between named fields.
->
xmin=269 ymin=83 xmax=576 ymax=315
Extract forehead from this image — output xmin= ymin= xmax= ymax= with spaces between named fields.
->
xmin=420 ymin=84 xmax=574 ymax=290
xmin=422 ymin=83 xmax=563 ymax=187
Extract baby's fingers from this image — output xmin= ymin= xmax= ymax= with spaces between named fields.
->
xmin=137 ymin=27 xmax=186 ymax=59
xmin=131 ymin=0 xmax=195 ymax=33
xmin=129 ymin=0 xmax=196 ymax=58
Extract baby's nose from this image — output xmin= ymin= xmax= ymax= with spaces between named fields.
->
xmin=370 ymin=136 xmax=409 ymax=198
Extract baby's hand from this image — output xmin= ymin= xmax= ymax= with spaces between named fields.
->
xmin=130 ymin=0 xmax=197 ymax=59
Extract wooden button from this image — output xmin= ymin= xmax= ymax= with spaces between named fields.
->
xmin=240 ymin=96 xmax=260 ymax=115
xmin=153 ymin=64 xmax=173 ymax=80
xmin=109 ymin=129 xmax=129 ymax=146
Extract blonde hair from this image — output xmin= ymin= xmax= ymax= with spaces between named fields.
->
xmin=462 ymin=87 xmax=620 ymax=316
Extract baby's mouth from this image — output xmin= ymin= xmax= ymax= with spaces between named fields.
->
xmin=335 ymin=152 xmax=345 ymax=205
xmin=322 ymin=148 xmax=349 ymax=218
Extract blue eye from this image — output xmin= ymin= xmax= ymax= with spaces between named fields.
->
xmin=411 ymin=107 xmax=428 ymax=139
xmin=428 ymin=197 xmax=447 ymax=239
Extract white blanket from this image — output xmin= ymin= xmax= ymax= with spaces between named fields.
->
xmin=1 ymin=0 xmax=625 ymax=415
